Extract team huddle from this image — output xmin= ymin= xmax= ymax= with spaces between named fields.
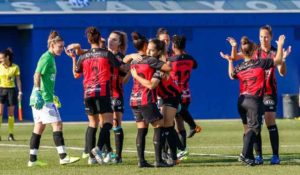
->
xmin=0 ymin=24 xmax=291 ymax=168
xmin=26 ymin=27 xmax=201 ymax=167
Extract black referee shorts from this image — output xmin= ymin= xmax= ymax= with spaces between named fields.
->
xmin=0 ymin=88 xmax=17 ymax=106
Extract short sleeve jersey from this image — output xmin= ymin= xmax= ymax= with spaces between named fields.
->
xmin=0 ymin=63 xmax=20 ymax=88
xmin=111 ymin=52 xmax=128 ymax=99
xmin=255 ymin=45 xmax=277 ymax=96
xmin=130 ymin=56 xmax=164 ymax=106
xmin=153 ymin=71 xmax=181 ymax=100
xmin=232 ymin=58 xmax=274 ymax=97
xmin=35 ymin=51 xmax=56 ymax=103
xmin=168 ymin=54 xmax=197 ymax=104
xmin=75 ymin=48 xmax=118 ymax=98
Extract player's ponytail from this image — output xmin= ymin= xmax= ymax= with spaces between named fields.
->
xmin=172 ymin=35 xmax=186 ymax=50
xmin=47 ymin=30 xmax=63 ymax=48
xmin=240 ymin=36 xmax=256 ymax=58
xmin=131 ymin=32 xmax=148 ymax=51
xmin=85 ymin=26 xmax=101 ymax=44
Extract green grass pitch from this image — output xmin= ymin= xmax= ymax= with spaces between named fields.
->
xmin=1 ymin=119 xmax=300 ymax=175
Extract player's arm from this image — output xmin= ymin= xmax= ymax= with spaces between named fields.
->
xmin=131 ymin=68 xmax=160 ymax=90
xmin=273 ymin=35 xmax=285 ymax=66
xmin=220 ymin=52 xmax=235 ymax=80
xmin=277 ymin=46 xmax=291 ymax=77
xmin=66 ymin=43 xmax=86 ymax=56
xmin=34 ymin=73 xmax=42 ymax=89
xmin=16 ymin=75 xmax=22 ymax=100
xmin=122 ymin=72 xmax=131 ymax=84
xmin=223 ymin=37 xmax=243 ymax=61
xmin=123 ymin=53 xmax=143 ymax=64
xmin=65 ymin=47 xmax=81 ymax=79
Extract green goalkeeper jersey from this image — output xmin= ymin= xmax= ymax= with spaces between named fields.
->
xmin=30 ymin=51 xmax=56 ymax=105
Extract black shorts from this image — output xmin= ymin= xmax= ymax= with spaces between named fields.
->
xmin=131 ymin=103 xmax=163 ymax=124
xmin=238 ymin=95 xmax=264 ymax=132
xmin=84 ymin=96 xmax=112 ymax=115
xmin=263 ymin=95 xmax=277 ymax=112
xmin=111 ymin=97 xmax=124 ymax=113
xmin=162 ymin=97 xmax=180 ymax=109
xmin=0 ymin=88 xmax=17 ymax=106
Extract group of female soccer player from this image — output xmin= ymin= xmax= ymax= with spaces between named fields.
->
xmin=220 ymin=25 xmax=291 ymax=166
xmin=2 ymin=24 xmax=290 ymax=167
xmin=26 ymin=26 xmax=201 ymax=167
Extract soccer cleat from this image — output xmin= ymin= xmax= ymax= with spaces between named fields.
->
xmin=88 ymin=157 xmax=97 ymax=165
xmin=8 ymin=134 xmax=15 ymax=141
xmin=177 ymin=149 xmax=189 ymax=161
xmin=91 ymin=147 xmax=104 ymax=164
xmin=154 ymin=161 xmax=173 ymax=168
xmin=166 ymin=159 xmax=180 ymax=166
xmin=162 ymin=152 xmax=171 ymax=162
xmin=239 ymin=154 xmax=255 ymax=166
xmin=187 ymin=125 xmax=202 ymax=138
xmin=255 ymin=155 xmax=264 ymax=165
xmin=112 ymin=157 xmax=122 ymax=164
xmin=103 ymin=152 xmax=112 ymax=163
xmin=28 ymin=160 xmax=47 ymax=167
xmin=270 ymin=155 xmax=280 ymax=165
xmin=60 ymin=155 xmax=80 ymax=165
xmin=81 ymin=152 xmax=89 ymax=159
xmin=138 ymin=160 xmax=154 ymax=168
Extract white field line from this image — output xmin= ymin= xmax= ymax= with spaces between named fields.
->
xmin=2 ymin=143 xmax=300 ymax=159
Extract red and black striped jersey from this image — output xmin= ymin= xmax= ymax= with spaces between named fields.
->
xmin=75 ymin=48 xmax=118 ymax=98
xmin=232 ymin=58 xmax=274 ymax=97
xmin=111 ymin=52 xmax=128 ymax=99
xmin=130 ymin=55 xmax=165 ymax=107
xmin=255 ymin=45 xmax=277 ymax=96
xmin=153 ymin=71 xmax=181 ymax=100
xmin=168 ymin=54 xmax=197 ymax=104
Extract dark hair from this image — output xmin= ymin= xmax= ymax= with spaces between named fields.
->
xmin=156 ymin=27 xmax=168 ymax=38
xmin=240 ymin=36 xmax=256 ymax=58
xmin=47 ymin=30 xmax=63 ymax=48
xmin=149 ymin=39 xmax=165 ymax=57
xmin=131 ymin=32 xmax=148 ymax=51
xmin=0 ymin=48 xmax=13 ymax=66
xmin=172 ymin=35 xmax=186 ymax=50
xmin=260 ymin=25 xmax=273 ymax=37
xmin=111 ymin=31 xmax=128 ymax=54
xmin=85 ymin=26 xmax=101 ymax=44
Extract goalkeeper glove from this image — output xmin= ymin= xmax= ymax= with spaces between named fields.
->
xmin=30 ymin=88 xmax=44 ymax=110
xmin=53 ymin=95 xmax=61 ymax=108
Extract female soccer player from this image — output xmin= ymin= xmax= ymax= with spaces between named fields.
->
xmin=225 ymin=25 xmax=291 ymax=165
xmin=107 ymin=31 xmax=129 ymax=163
xmin=66 ymin=26 xmax=117 ymax=165
xmin=28 ymin=31 xmax=80 ymax=167
xmin=220 ymin=35 xmax=286 ymax=166
xmin=131 ymin=38 xmax=181 ymax=166
xmin=125 ymin=32 xmax=171 ymax=167
xmin=0 ymin=48 xmax=22 ymax=141
xmin=168 ymin=35 xmax=201 ymax=158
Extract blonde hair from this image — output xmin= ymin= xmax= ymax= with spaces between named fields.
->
xmin=47 ymin=30 xmax=63 ymax=48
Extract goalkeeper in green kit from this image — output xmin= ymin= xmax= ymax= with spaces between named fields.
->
xmin=27 ymin=30 xmax=80 ymax=167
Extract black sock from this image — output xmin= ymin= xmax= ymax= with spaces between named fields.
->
xmin=161 ymin=128 xmax=167 ymax=153
xmin=166 ymin=127 xmax=178 ymax=160
xmin=178 ymin=130 xmax=187 ymax=150
xmin=153 ymin=127 xmax=163 ymax=163
xmin=253 ymin=132 xmax=262 ymax=156
xmin=114 ymin=127 xmax=124 ymax=158
xmin=29 ymin=133 xmax=41 ymax=162
xmin=97 ymin=123 xmax=112 ymax=151
xmin=84 ymin=127 xmax=89 ymax=154
xmin=86 ymin=127 xmax=97 ymax=158
xmin=180 ymin=107 xmax=196 ymax=129
xmin=53 ymin=131 xmax=67 ymax=159
xmin=136 ymin=128 xmax=148 ymax=163
xmin=242 ymin=130 xmax=255 ymax=159
xmin=268 ymin=125 xmax=279 ymax=156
